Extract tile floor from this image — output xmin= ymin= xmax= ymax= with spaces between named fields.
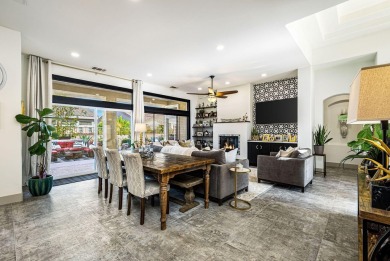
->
xmin=0 ymin=167 xmax=358 ymax=260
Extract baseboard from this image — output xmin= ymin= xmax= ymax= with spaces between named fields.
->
xmin=327 ymin=162 xmax=357 ymax=169
xmin=0 ymin=193 xmax=23 ymax=206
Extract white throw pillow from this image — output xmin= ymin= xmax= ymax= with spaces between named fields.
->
xmin=225 ymin=148 xmax=238 ymax=163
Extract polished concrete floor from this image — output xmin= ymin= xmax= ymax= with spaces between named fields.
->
xmin=0 ymin=167 xmax=358 ymax=260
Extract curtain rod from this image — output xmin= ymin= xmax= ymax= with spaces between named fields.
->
xmin=26 ymin=54 xmax=142 ymax=83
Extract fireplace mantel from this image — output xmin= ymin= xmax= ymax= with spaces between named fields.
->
xmin=213 ymin=122 xmax=251 ymax=160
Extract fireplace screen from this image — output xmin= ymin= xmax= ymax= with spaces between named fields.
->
xmin=219 ymin=135 xmax=240 ymax=154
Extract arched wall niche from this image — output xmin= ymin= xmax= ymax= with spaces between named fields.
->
xmin=323 ymin=93 xmax=362 ymax=165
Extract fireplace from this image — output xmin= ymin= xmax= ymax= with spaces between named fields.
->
xmin=219 ymin=135 xmax=240 ymax=154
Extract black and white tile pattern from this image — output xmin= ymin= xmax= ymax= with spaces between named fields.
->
xmin=253 ymin=77 xmax=298 ymax=135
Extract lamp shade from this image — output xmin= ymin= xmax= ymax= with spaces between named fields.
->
xmin=347 ymin=64 xmax=390 ymax=124
xmin=134 ymin=123 xmax=147 ymax=132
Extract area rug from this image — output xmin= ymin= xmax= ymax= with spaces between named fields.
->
xmin=236 ymin=167 xmax=273 ymax=201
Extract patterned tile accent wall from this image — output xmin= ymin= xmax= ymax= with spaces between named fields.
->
xmin=253 ymin=77 xmax=298 ymax=135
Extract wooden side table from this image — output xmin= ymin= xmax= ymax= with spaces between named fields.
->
xmin=358 ymin=173 xmax=390 ymax=261
xmin=229 ymin=167 xmax=251 ymax=210
xmin=313 ymin=154 xmax=326 ymax=177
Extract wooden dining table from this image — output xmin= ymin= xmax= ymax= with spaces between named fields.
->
xmin=136 ymin=152 xmax=214 ymax=230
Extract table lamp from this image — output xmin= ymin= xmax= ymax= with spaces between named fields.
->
xmin=135 ymin=123 xmax=147 ymax=147
xmin=347 ymin=64 xmax=390 ymax=166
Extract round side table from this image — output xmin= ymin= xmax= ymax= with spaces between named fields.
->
xmin=229 ymin=167 xmax=251 ymax=210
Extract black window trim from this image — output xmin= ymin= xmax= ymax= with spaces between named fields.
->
xmin=52 ymin=75 xmax=191 ymax=139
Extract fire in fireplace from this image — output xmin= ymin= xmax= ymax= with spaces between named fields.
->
xmin=219 ymin=135 xmax=240 ymax=154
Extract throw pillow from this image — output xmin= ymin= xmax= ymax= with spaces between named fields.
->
xmin=191 ymin=149 xmax=226 ymax=165
xmin=297 ymin=148 xmax=311 ymax=158
xmin=225 ymin=148 xmax=238 ymax=163
xmin=279 ymin=149 xmax=294 ymax=157
xmin=178 ymin=140 xmax=191 ymax=147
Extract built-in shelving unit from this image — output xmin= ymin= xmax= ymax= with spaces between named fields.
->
xmin=193 ymin=105 xmax=217 ymax=148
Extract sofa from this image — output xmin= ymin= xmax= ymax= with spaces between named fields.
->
xmin=257 ymin=149 xmax=313 ymax=192
xmin=152 ymin=145 xmax=249 ymax=205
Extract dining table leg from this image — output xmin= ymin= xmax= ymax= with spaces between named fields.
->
xmin=204 ymin=164 xmax=211 ymax=209
xmin=159 ymin=174 xmax=169 ymax=230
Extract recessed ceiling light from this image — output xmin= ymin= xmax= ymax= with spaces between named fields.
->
xmin=152 ymin=98 xmax=155 ymax=101
xmin=198 ymin=87 xmax=202 ymax=90
xmin=147 ymin=73 xmax=152 ymax=77
xmin=216 ymin=45 xmax=224 ymax=51
xmin=261 ymin=73 xmax=267 ymax=77
xmin=225 ymin=81 xmax=230 ymax=85
xmin=71 ymin=52 xmax=80 ymax=58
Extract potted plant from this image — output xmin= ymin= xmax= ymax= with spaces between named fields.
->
xmin=15 ymin=108 xmax=58 ymax=196
xmin=251 ymin=126 xmax=259 ymax=140
xmin=313 ymin=125 xmax=333 ymax=155
xmin=340 ymin=124 xmax=383 ymax=176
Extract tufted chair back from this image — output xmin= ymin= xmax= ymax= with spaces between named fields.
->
xmin=105 ymin=149 xmax=124 ymax=187
xmin=91 ymin=146 xmax=108 ymax=179
xmin=122 ymin=153 xmax=146 ymax=198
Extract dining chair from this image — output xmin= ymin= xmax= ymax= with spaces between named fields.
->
xmin=122 ymin=153 xmax=170 ymax=225
xmin=91 ymin=146 xmax=109 ymax=198
xmin=105 ymin=149 xmax=127 ymax=210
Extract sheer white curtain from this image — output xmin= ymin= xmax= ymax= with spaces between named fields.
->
xmin=131 ymin=80 xmax=144 ymax=144
xmin=23 ymin=55 xmax=52 ymax=183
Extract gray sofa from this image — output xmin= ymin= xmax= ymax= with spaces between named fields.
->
xmin=257 ymin=152 xmax=313 ymax=192
xmin=151 ymin=145 xmax=249 ymax=205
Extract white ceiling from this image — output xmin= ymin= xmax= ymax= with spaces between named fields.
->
xmin=0 ymin=0 xmax=347 ymax=91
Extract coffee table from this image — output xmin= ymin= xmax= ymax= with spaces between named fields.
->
xmin=229 ymin=167 xmax=251 ymax=210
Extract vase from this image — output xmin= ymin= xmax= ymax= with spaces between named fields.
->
xmin=313 ymin=145 xmax=324 ymax=155
xmin=28 ymin=175 xmax=53 ymax=196
xmin=339 ymin=121 xmax=348 ymax=138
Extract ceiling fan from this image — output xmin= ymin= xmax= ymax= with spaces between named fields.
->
xmin=187 ymin=75 xmax=238 ymax=102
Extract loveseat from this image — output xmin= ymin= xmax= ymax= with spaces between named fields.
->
xmin=152 ymin=145 xmax=249 ymax=205
xmin=257 ymin=149 xmax=313 ymax=192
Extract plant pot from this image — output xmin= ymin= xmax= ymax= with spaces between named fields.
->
xmin=28 ymin=175 xmax=53 ymax=196
xmin=313 ymin=145 xmax=324 ymax=155
xmin=371 ymin=181 xmax=390 ymax=211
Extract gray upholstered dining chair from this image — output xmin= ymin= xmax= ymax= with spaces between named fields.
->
xmin=91 ymin=146 xmax=109 ymax=198
xmin=122 ymin=153 xmax=170 ymax=225
xmin=105 ymin=149 xmax=127 ymax=210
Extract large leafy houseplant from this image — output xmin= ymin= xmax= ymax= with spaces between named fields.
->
xmin=16 ymin=108 xmax=58 ymax=179
xmin=340 ymin=124 xmax=385 ymax=167
xmin=313 ymin=125 xmax=333 ymax=145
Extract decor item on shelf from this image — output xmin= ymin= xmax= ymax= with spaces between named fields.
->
xmin=203 ymin=130 xmax=210 ymax=136
xmin=274 ymin=135 xmax=282 ymax=142
xmin=282 ymin=134 xmax=289 ymax=142
xmin=251 ymin=126 xmax=259 ymax=140
xmin=15 ymin=108 xmax=59 ymax=196
xmin=135 ymin=123 xmax=147 ymax=147
xmin=340 ymin=124 xmax=385 ymax=177
xmin=262 ymin=134 xmax=270 ymax=142
xmin=338 ymin=111 xmax=348 ymax=138
xmin=196 ymin=131 xmax=203 ymax=136
xmin=220 ymin=118 xmax=241 ymax=123
xmin=187 ymin=75 xmax=238 ymax=101
xmin=363 ymin=137 xmax=390 ymax=210
xmin=289 ymin=135 xmax=297 ymax=142
xmin=313 ymin=125 xmax=333 ymax=155
xmin=242 ymin=113 xmax=248 ymax=122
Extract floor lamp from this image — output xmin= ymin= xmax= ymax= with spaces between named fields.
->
xmin=347 ymin=64 xmax=390 ymax=167
xmin=135 ymin=123 xmax=147 ymax=147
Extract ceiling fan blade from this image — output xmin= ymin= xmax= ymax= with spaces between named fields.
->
xmin=216 ymin=90 xmax=238 ymax=95
xmin=186 ymin=93 xmax=209 ymax=95
xmin=208 ymin=87 xmax=214 ymax=95
xmin=216 ymin=95 xmax=228 ymax=99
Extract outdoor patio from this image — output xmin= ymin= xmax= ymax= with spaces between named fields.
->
xmin=51 ymin=158 xmax=95 ymax=180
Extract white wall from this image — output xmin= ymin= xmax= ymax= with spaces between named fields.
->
xmin=312 ymin=57 xmax=375 ymax=164
xmin=297 ymin=66 xmax=314 ymax=150
xmin=0 ymin=26 xmax=22 ymax=204
xmin=198 ymin=83 xmax=252 ymax=122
